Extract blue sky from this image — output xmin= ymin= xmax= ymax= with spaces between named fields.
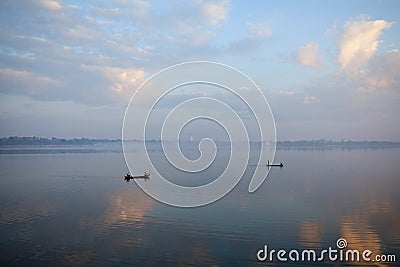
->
xmin=0 ymin=0 xmax=399 ymax=140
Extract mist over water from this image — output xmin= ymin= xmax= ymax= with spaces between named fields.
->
xmin=0 ymin=144 xmax=399 ymax=266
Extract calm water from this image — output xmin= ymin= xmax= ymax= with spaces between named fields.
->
xmin=0 ymin=145 xmax=399 ymax=266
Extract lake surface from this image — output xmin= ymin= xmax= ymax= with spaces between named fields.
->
xmin=0 ymin=145 xmax=399 ymax=266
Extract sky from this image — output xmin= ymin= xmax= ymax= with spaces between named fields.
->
xmin=0 ymin=0 xmax=399 ymax=140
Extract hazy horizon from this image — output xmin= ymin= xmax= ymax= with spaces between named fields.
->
xmin=1 ymin=1 xmax=399 ymax=141
xmin=1 ymin=136 xmax=400 ymax=143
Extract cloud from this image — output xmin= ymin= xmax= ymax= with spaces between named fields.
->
xmin=81 ymin=65 xmax=146 ymax=102
xmin=40 ymin=0 xmax=62 ymax=10
xmin=109 ymin=0 xmax=151 ymax=19
xmin=0 ymin=68 xmax=62 ymax=95
xmin=294 ymin=43 xmax=323 ymax=68
xmin=200 ymin=0 xmax=230 ymax=26
xmin=227 ymin=20 xmax=272 ymax=54
xmin=268 ymin=69 xmax=400 ymax=140
xmin=65 ymin=26 xmax=97 ymax=41
xmin=0 ymin=0 xmax=234 ymax=106
xmin=173 ymin=20 xmax=216 ymax=46
xmin=303 ymin=95 xmax=320 ymax=104
xmin=130 ymin=0 xmax=151 ymax=18
xmin=364 ymin=49 xmax=400 ymax=90
xmin=337 ymin=16 xmax=392 ymax=74
xmin=276 ymin=91 xmax=295 ymax=96
xmin=247 ymin=21 xmax=272 ymax=37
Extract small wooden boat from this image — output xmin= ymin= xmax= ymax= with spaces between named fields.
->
xmin=124 ymin=172 xmax=150 ymax=182
xmin=133 ymin=172 xmax=150 ymax=179
xmin=267 ymin=161 xmax=284 ymax=167
xmin=124 ymin=173 xmax=133 ymax=180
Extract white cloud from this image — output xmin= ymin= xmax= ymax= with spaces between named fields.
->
xmin=247 ymin=21 xmax=272 ymax=37
xmin=81 ymin=65 xmax=146 ymax=101
xmin=364 ymin=49 xmax=400 ymax=90
xmin=338 ymin=16 xmax=392 ymax=74
xmin=66 ymin=27 xmax=95 ymax=40
xmin=269 ymin=69 xmax=400 ymax=140
xmin=200 ymin=0 xmax=230 ymax=26
xmin=294 ymin=43 xmax=323 ymax=68
xmin=174 ymin=20 xmax=216 ymax=45
xmin=0 ymin=68 xmax=61 ymax=95
xmin=129 ymin=0 xmax=151 ymax=19
xmin=276 ymin=91 xmax=295 ymax=96
xmin=227 ymin=20 xmax=271 ymax=54
xmin=40 ymin=0 xmax=62 ymax=10
xmin=303 ymin=95 xmax=320 ymax=104
xmin=0 ymin=0 xmax=231 ymax=105
xmin=100 ymin=0 xmax=150 ymax=19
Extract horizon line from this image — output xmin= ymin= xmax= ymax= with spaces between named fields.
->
xmin=1 ymin=136 xmax=400 ymax=143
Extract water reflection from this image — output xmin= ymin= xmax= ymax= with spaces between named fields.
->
xmin=99 ymin=189 xmax=154 ymax=226
xmin=93 ymin=187 xmax=154 ymax=228
xmin=63 ymin=250 xmax=95 ymax=267
xmin=366 ymin=193 xmax=400 ymax=238
xmin=341 ymin=212 xmax=383 ymax=266
xmin=0 ymin=147 xmax=399 ymax=266
xmin=1 ymin=203 xmax=55 ymax=225
xmin=299 ymin=220 xmax=324 ymax=248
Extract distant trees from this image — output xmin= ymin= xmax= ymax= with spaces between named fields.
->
xmin=276 ymin=139 xmax=400 ymax=148
xmin=0 ymin=136 xmax=399 ymax=147
xmin=0 ymin=136 xmax=121 ymax=146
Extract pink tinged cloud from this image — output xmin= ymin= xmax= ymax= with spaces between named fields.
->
xmin=338 ymin=17 xmax=393 ymax=74
xmin=200 ymin=0 xmax=230 ymax=26
xmin=40 ymin=0 xmax=62 ymax=10
xmin=0 ymin=68 xmax=62 ymax=95
xmin=365 ymin=49 xmax=400 ymax=89
xmin=80 ymin=65 xmax=146 ymax=102
xmin=295 ymin=43 xmax=324 ymax=68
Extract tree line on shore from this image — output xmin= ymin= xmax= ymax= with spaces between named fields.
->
xmin=1 ymin=136 xmax=399 ymax=147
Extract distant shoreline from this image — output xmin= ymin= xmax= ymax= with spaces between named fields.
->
xmin=1 ymin=136 xmax=400 ymax=148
